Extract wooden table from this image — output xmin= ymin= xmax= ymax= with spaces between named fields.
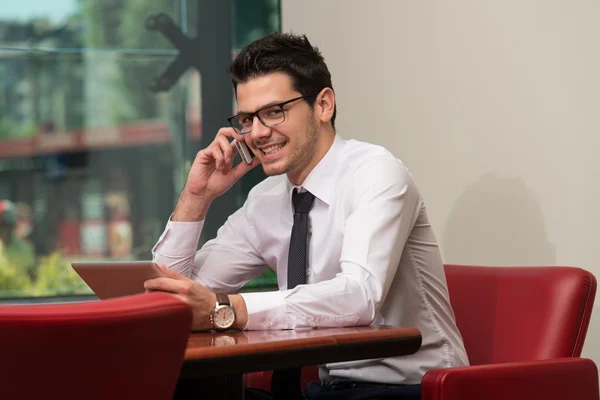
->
xmin=176 ymin=325 xmax=421 ymax=399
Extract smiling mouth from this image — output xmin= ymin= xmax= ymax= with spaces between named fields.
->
xmin=259 ymin=142 xmax=286 ymax=156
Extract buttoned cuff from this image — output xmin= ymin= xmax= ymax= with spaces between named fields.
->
xmin=241 ymin=291 xmax=287 ymax=330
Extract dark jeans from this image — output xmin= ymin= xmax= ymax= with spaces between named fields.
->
xmin=246 ymin=381 xmax=421 ymax=400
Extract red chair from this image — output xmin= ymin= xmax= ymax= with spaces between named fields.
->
xmin=0 ymin=292 xmax=192 ymax=400
xmin=245 ymin=265 xmax=599 ymax=399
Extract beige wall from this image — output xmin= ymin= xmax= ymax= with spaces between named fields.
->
xmin=283 ymin=0 xmax=600 ymax=365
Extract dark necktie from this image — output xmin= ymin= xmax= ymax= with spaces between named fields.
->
xmin=271 ymin=188 xmax=315 ymax=400
xmin=287 ymin=189 xmax=316 ymax=289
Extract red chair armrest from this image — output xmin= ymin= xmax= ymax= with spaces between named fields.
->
xmin=422 ymin=358 xmax=599 ymax=400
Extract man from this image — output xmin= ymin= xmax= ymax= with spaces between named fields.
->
xmin=147 ymin=32 xmax=468 ymax=399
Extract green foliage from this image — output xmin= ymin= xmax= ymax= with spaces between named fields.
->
xmin=0 ymin=246 xmax=276 ymax=298
xmin=33 ymin=253 xmax=91 ymax=296
xmin=0 ymin=259 xmax=32 ymax=297
xmin=0 ymin=241 xmax=33 ymax=296
xmin=81 ymin=2 xmax=103 ymax=48
xmin=81 ymin=0 xmax=174 ymax=124
xmin=0 ymin=119 xmax=37 ymax=140
xmin=80 ymin=0 xmax=281 ymax=125
xmin=120 ymin=0 xmax=173 ymax=50
xmin=0 ymin=251 xmax=92 ymax=298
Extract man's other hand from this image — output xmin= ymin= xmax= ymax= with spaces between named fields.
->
xmin=144 ymin=264 xmax=217 ymax=331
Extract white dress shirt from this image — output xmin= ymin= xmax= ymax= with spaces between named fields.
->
xmin=153 ymin=134 xmax=469 ymax=384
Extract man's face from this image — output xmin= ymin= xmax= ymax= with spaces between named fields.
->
xmin=236 ymin=72 xmax=319 ymax=180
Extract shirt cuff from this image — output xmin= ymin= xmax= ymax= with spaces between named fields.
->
xmin=152 ymin=217 xmax=204 ymax=257
xmin=241 ymin=291 xmax=287 ymax=330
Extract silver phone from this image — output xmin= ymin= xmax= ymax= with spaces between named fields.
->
xmin=234 ymin=139 xmax=254 ymax=164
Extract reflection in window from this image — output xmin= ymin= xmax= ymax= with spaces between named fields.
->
xmin=0 ymin=0 xmax=279 ymax=300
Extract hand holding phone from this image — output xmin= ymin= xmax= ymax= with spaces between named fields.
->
xmin=234 ymin=139 xmax=254 ymax=164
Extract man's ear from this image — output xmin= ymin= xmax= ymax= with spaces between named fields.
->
xmin=316 ymin=87 xmax=335 ymax=124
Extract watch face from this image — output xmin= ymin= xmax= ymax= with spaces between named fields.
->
xmin=214 ymin=306 xmax=235 ymax=329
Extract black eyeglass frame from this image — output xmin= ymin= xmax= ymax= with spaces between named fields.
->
xmin=227 ymin=92 xmax=320 ymax=135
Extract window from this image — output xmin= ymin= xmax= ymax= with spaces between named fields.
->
xmin=0 ymin=0 xmax=279 ymax=301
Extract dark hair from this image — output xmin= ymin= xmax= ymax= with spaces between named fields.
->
xmin=229 ymin=32 xmax=336 ymax=128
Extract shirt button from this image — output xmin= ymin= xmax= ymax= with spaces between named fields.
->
xmin=264 ymin=321 xmax=272 ymax=328
xmin=310 ymin=320 xmax=317 ymax=328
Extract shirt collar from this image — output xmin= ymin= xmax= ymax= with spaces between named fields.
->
xmin=286 ymin=134 xmax=346 ymax=206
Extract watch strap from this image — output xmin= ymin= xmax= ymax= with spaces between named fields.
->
xmin=216 ymin=292 xmax=230 ymax=306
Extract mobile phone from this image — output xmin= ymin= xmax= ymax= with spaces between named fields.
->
xmin=234 ymin=139 xmax=254 ymax=164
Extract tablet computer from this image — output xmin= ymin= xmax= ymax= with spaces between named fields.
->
xmin=72 ymin=261 xmax=166 ymax=299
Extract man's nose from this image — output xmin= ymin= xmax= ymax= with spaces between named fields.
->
xmin=249 ymin=115 xmax=271 ymax=142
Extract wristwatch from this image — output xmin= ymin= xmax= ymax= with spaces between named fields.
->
xmin=210 ymin=293 xmax=236 ymax=331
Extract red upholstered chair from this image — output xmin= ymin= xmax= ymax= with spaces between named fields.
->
xmin=422 ymin=265 xmax=598 ymax=400
xmin=245 ymin=265 xmax=599 ymax=400
xmin=0 ymin=292 xmax=192 ymax=400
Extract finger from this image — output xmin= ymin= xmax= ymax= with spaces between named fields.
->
xmin=144 ymin=276 xmax=191 ymax=294
xmin=215 ymin=134 xmax=235 ymax=166
xmin=207 ymin=144 xmax=226 ymax=170
xmin=216 ymin=127 xmax=236 ymax=140
xmin=194 ymin=147 xmax=215 ymax=164
xmin=232 ymin=157 xmax=261 ymax=180
xmin=218 ymin=127 xmax=249 ymax=153
xmin=230 ymin=129 xmax=246 ymax=142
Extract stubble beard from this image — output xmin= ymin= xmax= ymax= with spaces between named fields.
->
xmin=262 ymin=118 xmax=319 ymax=178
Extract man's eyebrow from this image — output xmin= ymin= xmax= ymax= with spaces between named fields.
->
xmin=236 ymin=99 xmax=285 ymax=115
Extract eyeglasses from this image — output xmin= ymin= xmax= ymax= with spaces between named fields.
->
xmin=227 ymin=92 xmax=320 ymax=135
